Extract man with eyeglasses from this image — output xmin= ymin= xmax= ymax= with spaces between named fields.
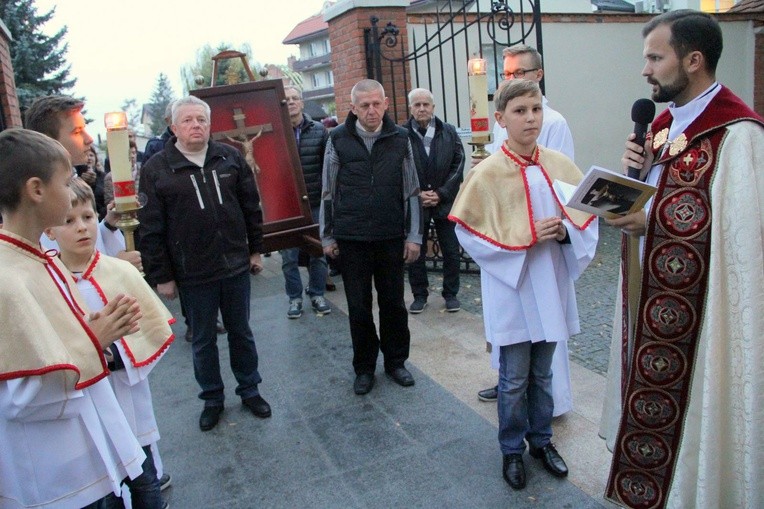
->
xmin=485 ymin=45 xmax=574 ymax=160
xmin=477 ymin=45 xmax=576 ymax=419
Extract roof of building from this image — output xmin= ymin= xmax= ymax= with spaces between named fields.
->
xmin=727 ymin=0 xmax=764 ymax=12
xmin=283 ymin=13 xmax=327 ymax=44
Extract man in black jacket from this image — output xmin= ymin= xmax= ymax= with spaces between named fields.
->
xmin=404 ymin=88 xmax=465 ymax=314
xmin=320 ymin=79 xmax=423 ymax=396
xmin=280 ymin=86 xmax=331 ymax=319
xmin=138 ymin=96 xmax=271 ymax=431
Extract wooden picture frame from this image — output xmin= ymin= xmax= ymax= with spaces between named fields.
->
xmin=191 ymin=79 xmax=320 ymax=254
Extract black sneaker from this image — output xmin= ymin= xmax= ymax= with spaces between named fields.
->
xmin=159 ymin=473 xmax=172 ymax=491
xmin=409 ymin=298 xmax=427 ymax=314
xmin=445 ymin=296 xmax=461 ymax=312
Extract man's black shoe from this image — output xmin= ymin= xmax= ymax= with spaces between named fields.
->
xmin=199 ymin=406 xmax=223 ymax=431
xmin=478 ymin=385 xmax=498 ymax=402
xmin=242 ymin=395 xmax=272 ymax=418
xmin=529 ymin=443 xmax=568 ymax=477
xmin=502 ymin=454 xmax=526 ymax=490
xmin=385 ymin=367 xmax=415 ymax=387
xmin=353 ymin=373 xmax=375 ymax=395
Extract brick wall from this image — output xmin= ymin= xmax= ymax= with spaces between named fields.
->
xmin=0 ymin=20 xmax=22 ymax=129
xmin=327 ymin=5 xmax=411 ymax=125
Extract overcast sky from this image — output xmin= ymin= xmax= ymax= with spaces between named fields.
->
xmin=34 ymin=0 xmax=327 ymax=141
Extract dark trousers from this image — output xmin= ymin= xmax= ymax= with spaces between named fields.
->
xmin=338 ymin=238 xmax=410 ymax=375
xmin=99 ymin=445 xmax=162 ymax=509
xmin=179 ymin=271 xmax=262 ymax=406
xmin=408 ymin=209 xmax=461 ymax=299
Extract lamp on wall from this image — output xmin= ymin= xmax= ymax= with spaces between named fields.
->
xmin=467 ymin=55 xmax=491 ymax=159
xmin=104 ymin=111 xmax=141 ymax=254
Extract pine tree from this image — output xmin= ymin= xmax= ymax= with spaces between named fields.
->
xmin=0 ymin=0 xmax=76 ymax=114
xmin=147 ymin=73 xmax=175 ymax=135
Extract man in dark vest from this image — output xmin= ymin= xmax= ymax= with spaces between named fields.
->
xmin=403 ymin=87 xmax=465 ymax=314
xmin=320 ymin=79 xmax=423 ymax=395
xmin=280 ymin=86 xmax=331 ymax=319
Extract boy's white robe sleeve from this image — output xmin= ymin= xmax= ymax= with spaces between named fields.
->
xmin=561 ymin=218 xmax=599 ymax=281
xmin=97 ymin=220 xmax=126 ymax=257
xmin=0 ymin=372 xmax=85 ymax=421
xmin=455 ymin=224 xmax=527 ymax=289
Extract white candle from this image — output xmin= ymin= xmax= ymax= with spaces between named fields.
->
xmin=467 ymin=57 xmax=490 ymax=143
xmin=104 ymin=112 xmax=135 ymax=209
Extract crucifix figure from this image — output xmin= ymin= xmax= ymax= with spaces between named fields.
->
xmin=211 ymin=107 xmax=273 ymax=175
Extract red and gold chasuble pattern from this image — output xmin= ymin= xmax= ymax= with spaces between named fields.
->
xmin=606 ymin=87 xmax=764 ymax=509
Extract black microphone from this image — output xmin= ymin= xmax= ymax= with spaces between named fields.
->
xmin=629 ymin=98 xmax=656 ymax=179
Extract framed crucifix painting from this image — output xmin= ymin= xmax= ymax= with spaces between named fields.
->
xmin=191 ymin=79 xmax=320 ymax=254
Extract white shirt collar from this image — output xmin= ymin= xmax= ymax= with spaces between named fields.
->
xmin=667 ymin=82 xmax=721 ymax=140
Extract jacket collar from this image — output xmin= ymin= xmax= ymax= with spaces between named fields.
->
xmin=165 ymin=136 xmax=225 ymax=172
xmin=344 ymin=111 xmax=399 ymax=138
xmin=405 ymin=115 xmax=442 ymax=134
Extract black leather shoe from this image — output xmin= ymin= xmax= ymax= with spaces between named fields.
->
xmin=242 ymin=395 xmax=271 ymax=418
xmin=478 ymin=385 xmax=498 ymax=402
xmin=529 ymin=443 xmax=568 ymax=477
xmin=502 ymin=454 xmax=526 ymax=490
xmin=386 ymin=367 xmax=415 ymax=387
xmin=199 ymin=406 xmax=223 ymax=431
xmin=353 ymin=373 xmax=375 ymax=395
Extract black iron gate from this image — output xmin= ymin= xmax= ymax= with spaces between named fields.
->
xmin=364 ymin=0 xmax=543 ymax=274
xmin=365 ymin=0 xmax=543 ymax=126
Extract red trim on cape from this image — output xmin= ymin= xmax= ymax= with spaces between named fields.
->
xmin=81 ymin=251 xmax=176 ymax=368
xmin=0 ymin=232 xmax=48 ymax=261
xmin=0 ymin=234 xmax=107 ymax=389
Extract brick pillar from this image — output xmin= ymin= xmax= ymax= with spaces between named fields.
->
xmin=0 ymin=20 xmax=23 ymax=129
xmin=325 ymin=0 xmax=411 ymax=125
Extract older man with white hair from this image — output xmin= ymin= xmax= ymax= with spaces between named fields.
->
xmin=139 ymin=96 xmax=271 ymax=432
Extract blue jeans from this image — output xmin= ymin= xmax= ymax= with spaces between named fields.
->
xmin=179 ymin=271 xmax=262 ymax=406
xmin=99 ymin=445 xmax=162 ymax=509
xmin=408 ymin=209 xmax=461 ymax=299
xmin=280 ymin=207 xmax=327 ymax=299
xmin=498 ymin=341 xmax=557 ymax=455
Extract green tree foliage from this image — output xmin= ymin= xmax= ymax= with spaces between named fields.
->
xmin=120 ymin=98 xmax=142 ymax=129
xmin=0 ymin=0 xmax=76 ymax=114
xmin=181 ymin=43 xmax=262 ymax=94
xmin=146 ymin=73 xmax=175 ymax=136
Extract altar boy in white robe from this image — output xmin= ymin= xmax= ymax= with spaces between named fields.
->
xmin=45 ymin=178 xmax=175 ymax=509
xmin=449 ymin=80 xmax=597 ymax=490
xmin=0 ymin=129 xmax=145 ymax=509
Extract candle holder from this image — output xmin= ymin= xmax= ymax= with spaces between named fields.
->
xmin=104 ymin=112 xmax=142 ymax=254
xmin=467 ymin=55 xmax=492 ymax=160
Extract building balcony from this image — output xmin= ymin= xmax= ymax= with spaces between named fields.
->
xmin=293 ymin=54 xmax=332 ymax=72
xmin=303 ymin=86 xmax=335 ymax=101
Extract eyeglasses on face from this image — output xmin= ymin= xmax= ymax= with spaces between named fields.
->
xmin=503 ymin=68 xmax=539 ymax=80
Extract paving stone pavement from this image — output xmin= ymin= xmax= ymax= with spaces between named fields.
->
xmin=149 ymin=222 xmax=623 ymax=508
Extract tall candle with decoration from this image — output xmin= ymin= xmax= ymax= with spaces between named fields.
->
xmin=467 ymin=56 xmax=491 ymax=158
xmin=104 ymin=112 xmax=141 ymax=253
xmin=104 ymin=112 xmax=136 ymax=209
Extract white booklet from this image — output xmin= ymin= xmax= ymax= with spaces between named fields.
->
xmin=555 ymin=165 xmax=657 ymax=219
